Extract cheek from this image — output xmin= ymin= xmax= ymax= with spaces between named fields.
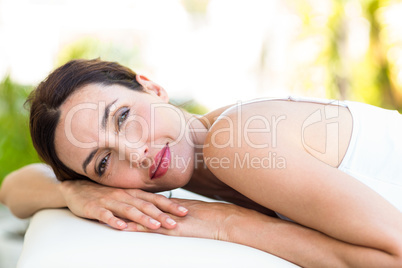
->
xmin=107 ymin=164 xmax=145 ymax=188
xmin=170 ymin=146 xmax=194 ymax=175
xmin=54 ymin=128 xmax=84 ymax=174
xmin=155 ymin=107 xmax=186 ymax=138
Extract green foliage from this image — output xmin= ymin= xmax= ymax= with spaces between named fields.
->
xmin=171 ymin=99 xmax=209 ymax=115
xmin=3 ymin=0 xmax=399 ymax=186
xmin=181 ymin=0 xmax=210 ymax=15
xmin=56 ymin=37 xmax=142 ymax=70
xmin=0 ymin=76 xmax=40 ymax=184
xmin=58 ymin=37 xmax=209 ymax=115
xmin=289 ymin=0 xmax=401 ymax=111
xmin=0 ymin=38 xmax=206 ymax=186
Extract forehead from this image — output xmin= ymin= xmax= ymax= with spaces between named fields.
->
xmin=62 ymin=83 xmax=116 ymax=107
xmin=58 ymin=83 xmax=138 ymax=126
xmin=57 ymin=84 xmax=116 ymax=141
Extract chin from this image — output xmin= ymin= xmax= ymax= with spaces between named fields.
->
xmin=149 ymin=173 xmax=191 ymax=193
xmin=145 ymin=184 xmax=182 ymax=193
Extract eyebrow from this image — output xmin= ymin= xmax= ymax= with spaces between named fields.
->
xmin=82 ymin=99 xmax=118 ymax=174
xmin=82 ymin=149 xmax=98 ymax=174
xmin=102 ymin=99 xmax=118 ymax=129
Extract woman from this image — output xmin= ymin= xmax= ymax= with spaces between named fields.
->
xmin=1 ymin=59 xmax=402 ymax=267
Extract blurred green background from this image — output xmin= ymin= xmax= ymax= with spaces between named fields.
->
xmin=0 ymin=77 xmax=39 ymax=183
xmin=0 ymin=35 xmax=209 ymax=184
xmin=0 ymin=0 xmax=401 ymax=185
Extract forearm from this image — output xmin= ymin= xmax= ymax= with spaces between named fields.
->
xmin=227 ymin=211 xmax=402 ymax=267
xmin=0 ymin=163 xmax=66 ymax=218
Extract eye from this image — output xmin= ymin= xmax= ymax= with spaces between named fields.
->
xmin=97 ymin=153 xmax=111 ymax=176
xmin=117 ymin=108 xmax=130 ymax=131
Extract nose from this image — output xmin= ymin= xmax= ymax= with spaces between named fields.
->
xmin=127 ymin=145 xmax=152 ymax=169
xmin=114 ymin=134 xmax=151 ymax=168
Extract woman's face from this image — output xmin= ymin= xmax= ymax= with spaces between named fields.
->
xmin=54 ymin=78 xmax=197 ymax=192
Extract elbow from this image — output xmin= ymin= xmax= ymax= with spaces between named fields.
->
xmin=0 ymin=168 xmax=32 ymax=219
xmin=0 ymin=186 xmax=4 ymax=205
xmin=0 ymin=172 xmax=12 ymax=206
xmin=8 ymin=209 xmax=31 ymax=219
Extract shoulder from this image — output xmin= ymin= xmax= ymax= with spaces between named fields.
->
xmin=203 ymin=99 xmax=299 ymax=156
xmin=201 ymin=100 xmax=302 ymax=187
xmin=204 ymin=99 xmax=353 ymax=168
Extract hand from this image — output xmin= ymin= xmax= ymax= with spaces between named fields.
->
xmin=59 ymin=180 xmax=188 ymax=230
xmin=131 ymin=199 xmax=262 ymax=242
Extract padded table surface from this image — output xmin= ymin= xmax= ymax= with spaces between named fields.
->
xmin=18 ymin=189 xmax=298 ymax=268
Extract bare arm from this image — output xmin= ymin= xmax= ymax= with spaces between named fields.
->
xmin=0 ymin=163 xmax=188 ymax=230
xmin=199 ymin=104 xmax=402 ymax=267
xmin=143 ymin=199 xmax=402 ymax=267
xmin=227 ymin=204 xmax=402 ymax=267
xmin=0 ymin=163 xmax=65 ymax=218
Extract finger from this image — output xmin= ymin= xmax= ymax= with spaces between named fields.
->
xmin=114 ymin=203 xmax=165 ymax=230
xmin=134 ymin=198 xmax=184 ymax=229
xmin=124 ymin=222 xmax=150 ymax=232
xmin=96 ymin=208 xmax=128 ymax=230
xmin=152 ymin=194 xmax=189 ymax=216
xmin=132 ymin=199 xmax=178 ymax=229
xmin=123 ymin=222 xmax=167 ymax=233
xmin=128 ymin=190 xmax=188 ymax=216
xmin=103 ymin=198 xmax=173 ymax=229
xmin=123 ymin=222 xmax=176 ymax=236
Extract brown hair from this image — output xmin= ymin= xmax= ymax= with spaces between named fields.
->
xmin=27 ymin=59 xmax=143 ymax=181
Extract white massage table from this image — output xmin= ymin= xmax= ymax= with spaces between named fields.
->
xmin=17 ymin=188 xmax=299 ymax=268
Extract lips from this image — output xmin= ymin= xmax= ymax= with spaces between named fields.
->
xmin=149 ymin=143 xmax=171 ymax=179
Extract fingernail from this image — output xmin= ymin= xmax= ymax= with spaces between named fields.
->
xmin=178 ymin=206 xmax=188 ymax=213
xmin=150 ymin=218 xmax=161 ymax=226
xmin=117 ymin=220 xmax=127 ymax=228
xmin=166 ymin=218 xmax=176 ymax=225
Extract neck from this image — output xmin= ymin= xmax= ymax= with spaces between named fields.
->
xmin=185 ymin=103 xmax=235 ymax=147
xmin=181 ymin=106 xmax=277 ymax=217
xmin=181 ymin=104 xmax=236 ymax=195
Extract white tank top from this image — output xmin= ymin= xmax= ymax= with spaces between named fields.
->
xmin=269 ymin=96 xmax=402 ymax=221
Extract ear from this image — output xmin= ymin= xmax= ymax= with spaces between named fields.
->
xmin=136 ymin=74 xmax=169 ymax=103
